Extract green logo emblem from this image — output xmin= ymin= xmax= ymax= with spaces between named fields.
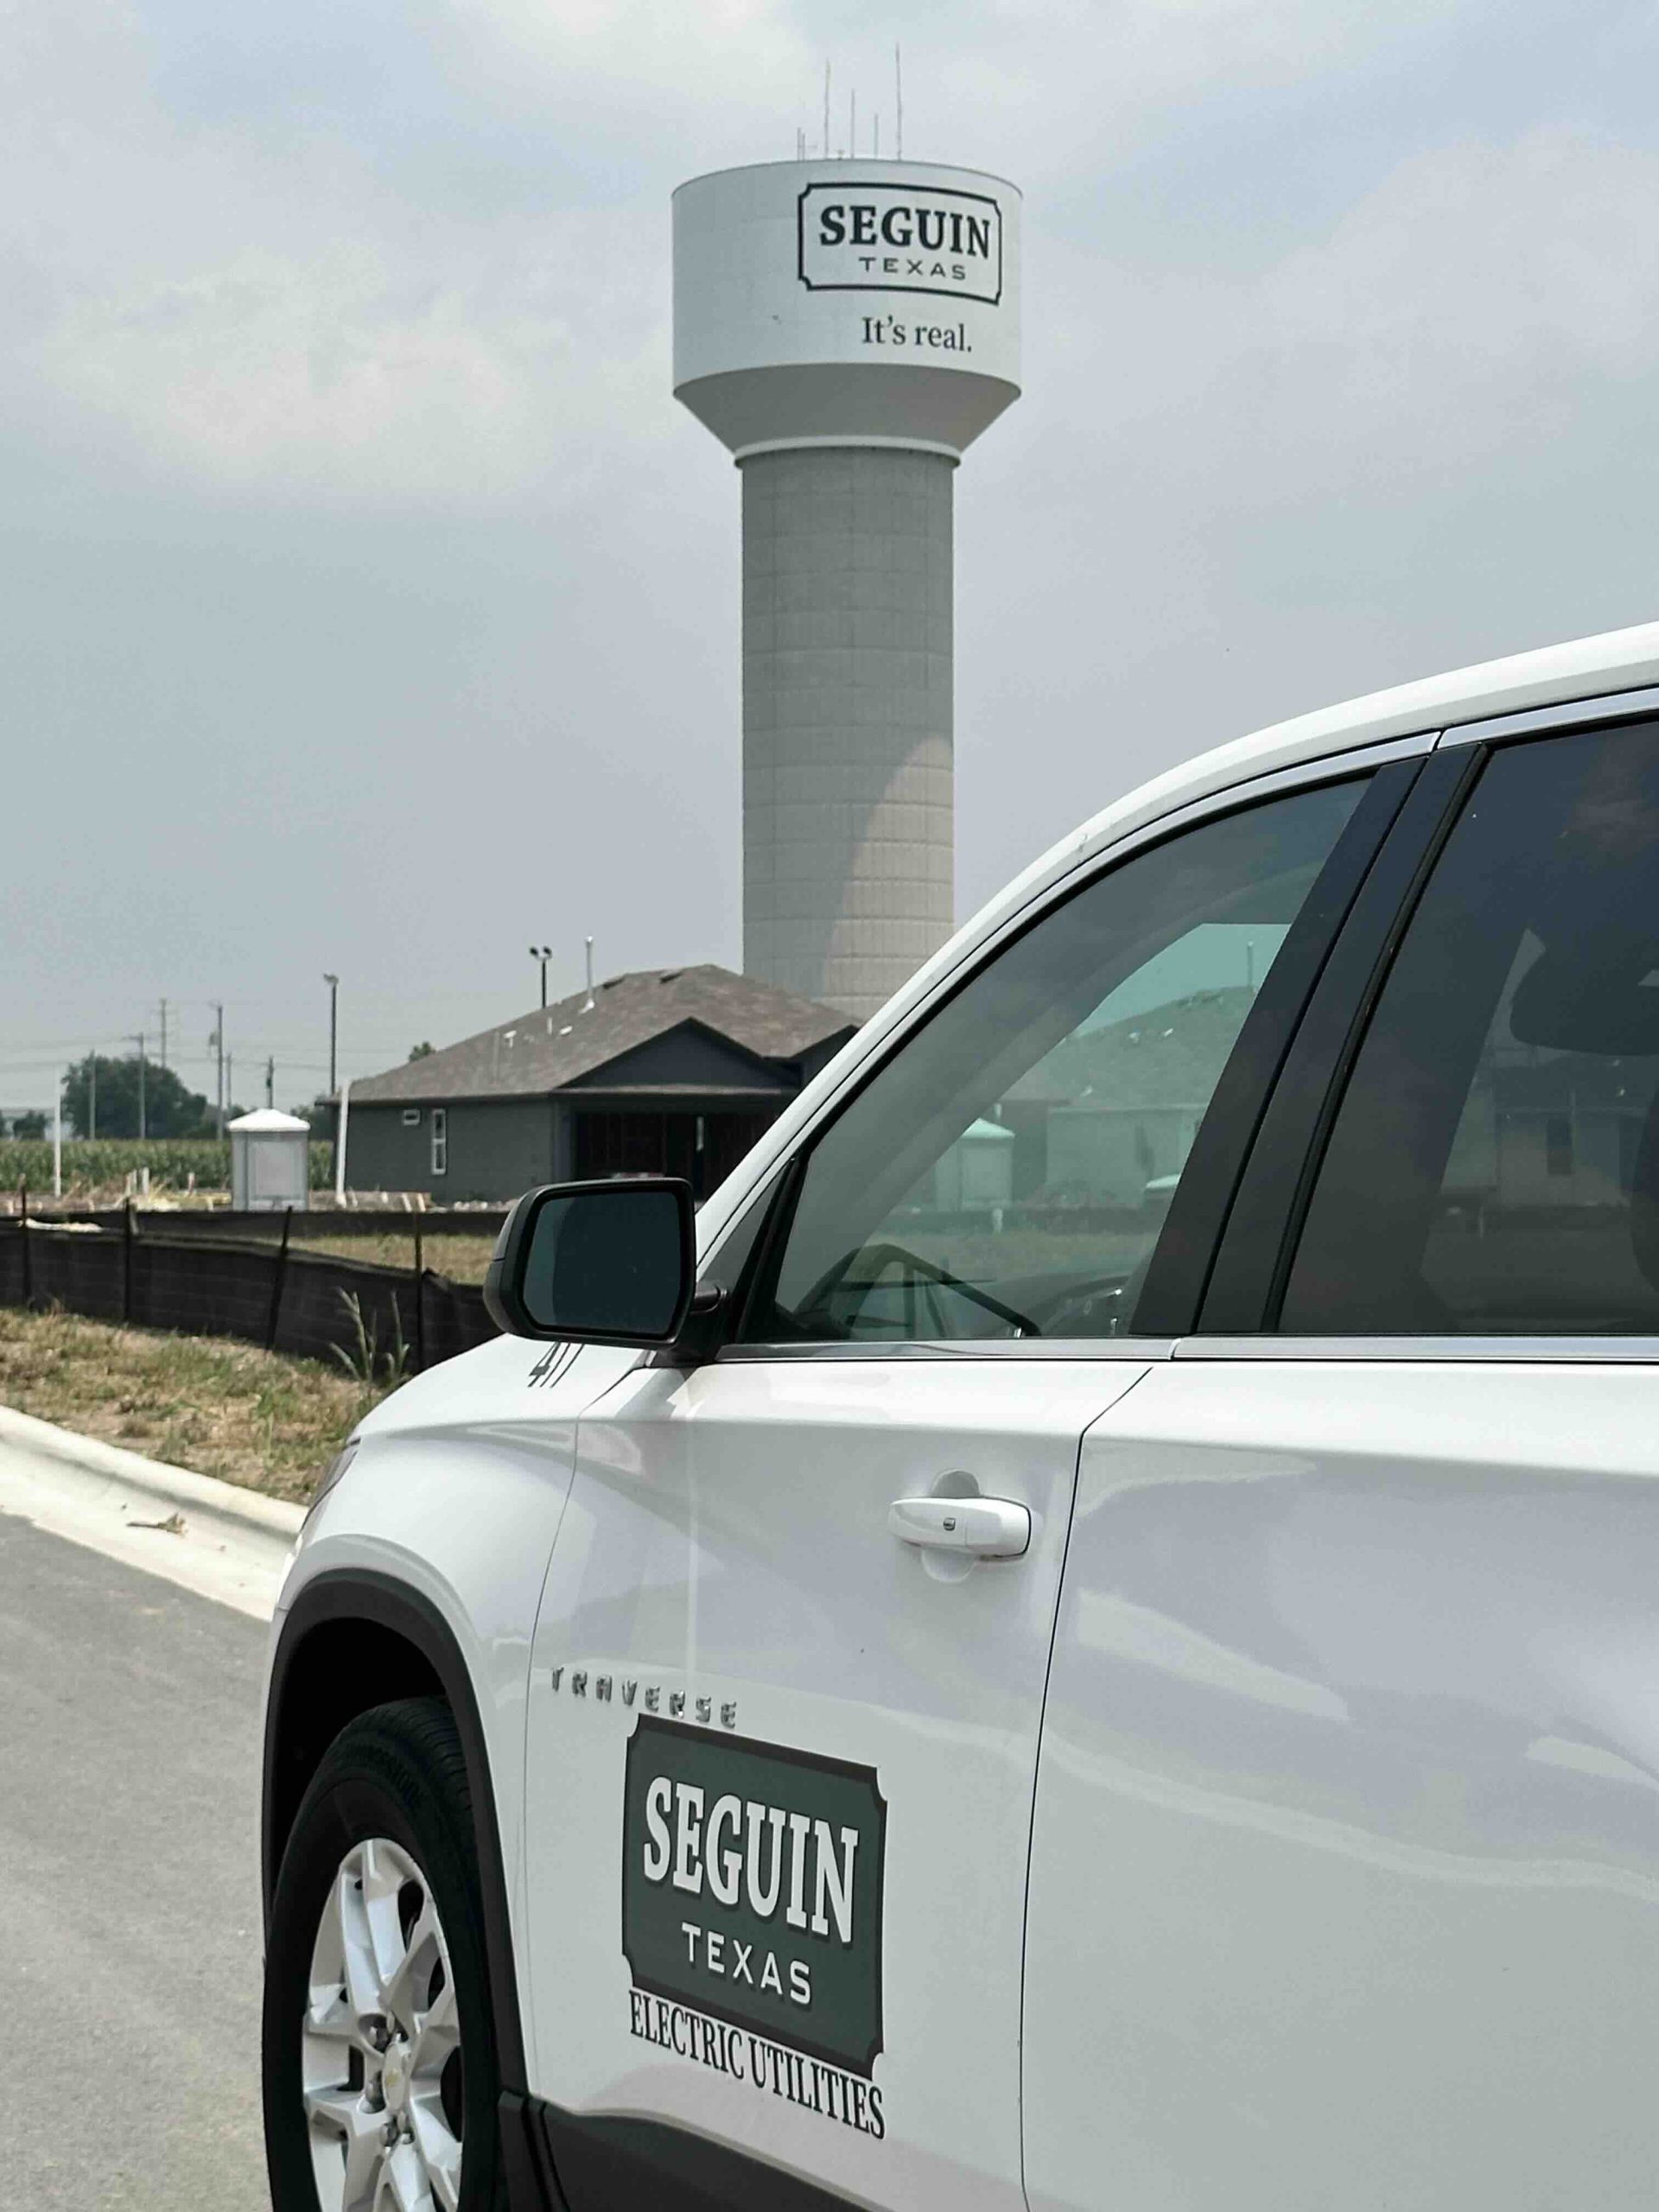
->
xmin=622 ymin=1716 xmax=887 ymax=2076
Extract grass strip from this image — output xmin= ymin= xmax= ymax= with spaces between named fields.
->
xmin=287 ymin=1231 xmax=498 ymax=1281
xmin=0 ymin=1305 xmax=398 ymax=1503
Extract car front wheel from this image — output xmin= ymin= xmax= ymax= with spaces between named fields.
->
xmin=263 ymin=1696 xmax=507 ymax=2211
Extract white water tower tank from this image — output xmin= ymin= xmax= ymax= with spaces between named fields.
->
xmin=674 ymin=157 xmax=1022 ymax=1020
xmin=229 ymin=1109 xmax=312 ymax=1212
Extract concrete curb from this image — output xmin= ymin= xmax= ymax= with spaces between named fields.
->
xmin=0 ymin=1404 xmax=305 ymax=1620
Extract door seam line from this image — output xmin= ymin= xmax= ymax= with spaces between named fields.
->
xmin=1015 ymin=1360 xmax=1157 ymax=2212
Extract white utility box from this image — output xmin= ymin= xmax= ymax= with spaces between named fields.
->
xmin=229 ymin=1108 xmax=311 ymax=1212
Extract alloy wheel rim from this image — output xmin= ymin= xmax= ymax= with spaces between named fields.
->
xmin=302 ymin=1836 xmax=465 ymax=2211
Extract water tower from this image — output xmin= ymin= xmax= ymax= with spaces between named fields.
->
xmin=674 ymin=157 xmax=1022 ymax=1021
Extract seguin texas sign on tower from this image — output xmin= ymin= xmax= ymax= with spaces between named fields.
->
xmin=798 ymin=181 xmax=1004 ymax=305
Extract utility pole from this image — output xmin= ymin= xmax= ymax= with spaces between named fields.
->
xmin=211 ymin=1004 xmax=226 ymax=1135
xmin=130 ymin=1033 xmax=147 ymax=1140
xmin=157 ymin=998 xmax=168 ymax=1070
xmin=529 ymin=945 xmax=552 ymax=1008
xmin=53 ymin=1078 xmax=63 ymax=1199
xmin=265 ymin=1055 xmax=275 ymax=1109
xmin=323 ymin=975 xmax=340 ymax=1101
xmin=88 ymin=1053 xmax=97 ymax=1141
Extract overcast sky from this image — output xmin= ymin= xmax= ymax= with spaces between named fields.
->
xmin=7 ymin=0 xmax=1659 ymax=1113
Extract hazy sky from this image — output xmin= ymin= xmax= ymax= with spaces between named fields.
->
xmin=8 ymin=0 xmax=1659 ymax=1115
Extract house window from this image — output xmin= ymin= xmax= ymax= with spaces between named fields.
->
xmin=430 ymin=1107 xmax=448 ymax=1177
xmin=402 ymin=1109 xmax=421 ymax=1127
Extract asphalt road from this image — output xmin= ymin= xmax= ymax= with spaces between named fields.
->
xmin=0 ymin=1514 xmax=270 ymax=2209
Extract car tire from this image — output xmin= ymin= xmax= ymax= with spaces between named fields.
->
xmin=263 ymin=1696 xmax=509 ymax=2211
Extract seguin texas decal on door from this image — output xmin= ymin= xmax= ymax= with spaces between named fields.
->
xmin=622 ymin=1716 xmax=887 ymax=2133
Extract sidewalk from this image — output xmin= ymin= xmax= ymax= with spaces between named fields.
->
xmin=0 ymin=1403 xmax=304 ymax=1620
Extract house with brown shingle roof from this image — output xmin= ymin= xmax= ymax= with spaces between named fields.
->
xmin=341 ymin=966 xmax=857 ymax=1202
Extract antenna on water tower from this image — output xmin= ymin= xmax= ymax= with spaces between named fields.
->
xmin=894 ymin=42 xmax=903 ymax=158
xmin=822 ymin=61 xmax=830 ymax=159
xmin=583 ymin=936 xmax=595 ymax=1012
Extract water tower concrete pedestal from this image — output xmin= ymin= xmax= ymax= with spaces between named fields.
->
xmin=674 ymin=160 xmax=1022 ymax=1023
xmin=741 ymin=443 xmax=954 ymax=1014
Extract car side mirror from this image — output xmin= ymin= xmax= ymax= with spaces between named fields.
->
xmin=483 ymin=1178 xmax=696 ymax=1345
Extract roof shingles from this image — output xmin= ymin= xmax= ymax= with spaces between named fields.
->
xmin=348 ymin=965 xmax=855 ymax=1104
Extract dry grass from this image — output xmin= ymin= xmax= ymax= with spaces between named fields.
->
xmin=288 ymin=1231 xmax=498 ymax=1283
xmin=0 ymin=1305 xmax=398 ymax=1503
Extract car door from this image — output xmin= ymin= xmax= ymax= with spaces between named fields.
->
xmin=1025 ymin=707 xmax=1659 ymax=2209
xmin=518 ymin=764 xmax=1395 ymax=2210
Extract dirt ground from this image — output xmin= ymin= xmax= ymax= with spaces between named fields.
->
xmin=0 ymin=1306 xmax=399 ymax=1502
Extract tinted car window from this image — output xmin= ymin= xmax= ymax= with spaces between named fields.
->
xmin=1281 ymin=720 xmax=1659 ymax=1334
xmin=747 ymin=779 xmax=1366 ymax=1343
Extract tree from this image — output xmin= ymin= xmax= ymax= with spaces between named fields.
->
xmin=297 ymin=1095 xmax=336 ymax=1140
xmin=62 ymin=1053 xmax=214 ymax=1139
xmin=408 ymin=1042 xmax=435 ymax=1061
xmin=10 ymin=1110 xmax=46 ymax=1139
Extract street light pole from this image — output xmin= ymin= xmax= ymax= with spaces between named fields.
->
xmin=323 ymin=975 xmax=340 ymax=1100
xmin=130 ymin=1033 xmax=147 ymax=1141
xmin=207 ymin=1005 xmax=226 ymax=1136
xmin=529 ymin=945 xmax=552 ymax=1008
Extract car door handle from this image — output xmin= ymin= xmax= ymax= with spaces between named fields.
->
xmin=888 ymin=1495 xmax=1031 ymax=1560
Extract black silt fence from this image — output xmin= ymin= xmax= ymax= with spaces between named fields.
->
xmin=0 ymin=1217 xmax=497 ymax=1374
xmin=17 ymin=1207 xmax=511 ymax=1243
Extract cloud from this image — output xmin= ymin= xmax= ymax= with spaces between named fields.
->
xmin=1253 ymin=130 xmax=1659 ymax=463
xmin=32 ymin=211 xmax=670 ymax=505
xmin=0 ymin=2 xmax=684 ymax=503
xmin=460 ymin=0 xmax=800 ymax=82
xmin=0 ymin=0 xmax=1510 ymax=510
xmin=1007 ymin=124 xmax=1659 ymax=521
xmin=6 ymin=0 xmax=1656 ymax=601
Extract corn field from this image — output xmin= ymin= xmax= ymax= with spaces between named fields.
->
xmin=0 ymin=1138 xmax=334 ymax=1200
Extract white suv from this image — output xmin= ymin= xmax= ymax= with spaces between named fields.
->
xmin=263 ymin=622 xmax=1659 ymax=2212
